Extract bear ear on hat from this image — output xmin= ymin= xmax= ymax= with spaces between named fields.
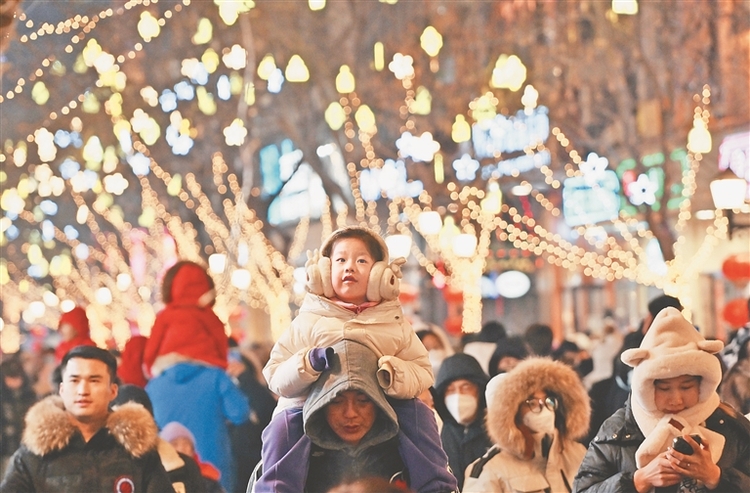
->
xmin=698 ymin=340 xmax=724 ymax=354
xmin=621 ymin=347 xmax=650 ymax=367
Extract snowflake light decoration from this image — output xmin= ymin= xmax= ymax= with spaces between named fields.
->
xmin=452 ymin=154 xmax=480 ymax=181
xmin=388 ymin=53 xmax=415 ymax=80
xmin=395 ymin=132 xmax=440 ymax=162
xmin=223 ymin=118 xmax=248 ymax=146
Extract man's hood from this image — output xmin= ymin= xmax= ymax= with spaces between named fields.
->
xmin=303 ymin=339 xmax=398 ymax=451
xmin=22 ymin=396 xmax=158 ymax=458
xmin=433 ymin=353 xmax=489 ymax=425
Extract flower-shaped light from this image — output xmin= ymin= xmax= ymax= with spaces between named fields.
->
xmin=223 ymin=118 xmax=248 ymax=146
xmin=389 ymin=53 xmax=414 ymax=80
xmin=222 ymin=45 xmax=247 ymax=71
xmin=627 ymin=173 xmax=658 ymax=206
xmin=452 ymin=154 xmax=480 ymax=181
xmin=579 ymin=152 xmax=609 ymax=185
xmin=103 ymin=173 xmax=128 ymax=195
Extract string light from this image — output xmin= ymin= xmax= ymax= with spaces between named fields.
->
xmin=1 ymin=0 xmax=728 ymax=345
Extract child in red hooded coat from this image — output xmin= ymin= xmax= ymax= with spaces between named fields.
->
xmin=54 ymin=306 xmax=97 ymax=363
xmin=143 ymin=261 xmax=228 ymax=377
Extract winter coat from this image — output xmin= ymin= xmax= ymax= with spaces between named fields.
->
xmin=720 ymin=357 xmax=750 ymax=415
xmin=432 ymin=353 xmax=492 ymax=489
xmin=146 ymin=363 xmax=250 ymax=493
xmin=0 ymin=396 xmax=171 ymax=493
xmin=118 ymin=335 xmax=149 ymax=387
xmin=464 ymin=435 xmax=585 ymax=493
xmin=144 ymin=262 xmax=228 ymax=375
xmin=573 ymin=399 xmax=750 ymax=493
xmin=463 ymin=358 xmax=590 ymax=493
xmin=263 ymin=293 xmax=433 ymax=412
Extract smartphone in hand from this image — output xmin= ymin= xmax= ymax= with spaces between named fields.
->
xmin=672 ymin=434 xmax=702 ymax=455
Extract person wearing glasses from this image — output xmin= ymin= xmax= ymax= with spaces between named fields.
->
xmin=463 ymin=357 xmax=591 ymax=493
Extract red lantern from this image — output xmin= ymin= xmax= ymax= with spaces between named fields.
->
xmin=398 ymin=283 xmax=418 ymax=304
xmin=444 ymin=314 xmax=463 ymax=335
xmin=723 ymin=298 xmax=749 ymax=327
xmin=442 ymin=286 xmax=463 ymax=304
xmin=721 ymin=253 xmax=750 ymax=282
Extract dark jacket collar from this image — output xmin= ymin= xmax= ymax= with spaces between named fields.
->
xmin=592 ymin=397 xmax=644 ymax=444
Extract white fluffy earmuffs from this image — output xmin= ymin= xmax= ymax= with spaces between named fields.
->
xmin=304 ymin=226 xmax=407 ymax=302
xmin=305 ymin=248 xmax=406 ymax=302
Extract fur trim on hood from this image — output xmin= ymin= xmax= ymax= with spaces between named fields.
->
xmin=485 ymin=357 xmax=590 ymax=459
xmin=22 ymin=396 xmax=159 ymax=458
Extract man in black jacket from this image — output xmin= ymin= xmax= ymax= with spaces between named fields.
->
xmin=0 ymin=345 xmax=172 ymax=492
xmin=432 ymin=353 xmax=492 ymax=490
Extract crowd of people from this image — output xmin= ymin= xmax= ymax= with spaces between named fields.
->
xmin=1 ymin=225 xmax=750 ymax=493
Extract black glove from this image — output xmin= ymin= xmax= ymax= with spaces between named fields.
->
xmin=309 ymin=347 xmax=335 ymax=372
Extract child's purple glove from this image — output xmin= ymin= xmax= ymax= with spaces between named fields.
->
xmin=309 ymin=347 xmax=335 ymax=372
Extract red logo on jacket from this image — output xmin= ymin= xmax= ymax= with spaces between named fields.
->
xmin=114 ymin=476 xmax=135 ymax=493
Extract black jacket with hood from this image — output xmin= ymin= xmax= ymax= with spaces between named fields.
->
xmin=432 ymin=353 xmax=492 ymax=489
xmin=574 ymin=398 xmax=750 ymax=493
xmin=0 ymin=396 xmax=172 ymax=493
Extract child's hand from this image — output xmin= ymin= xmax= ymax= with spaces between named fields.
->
xmin=308 ymin=347 xmax=335 ymax=372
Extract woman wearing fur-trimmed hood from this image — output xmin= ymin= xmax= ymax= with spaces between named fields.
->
xmin=463 ymin=357 xmax=590 ymax=493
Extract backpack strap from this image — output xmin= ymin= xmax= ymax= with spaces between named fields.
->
xmin=468 ymin=445 xmax=501 ymax=479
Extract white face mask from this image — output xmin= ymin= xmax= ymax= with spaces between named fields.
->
xmin=428 ymin=349 xmax=446 ymax=373
xmin=522 ymin=406 xmax=556 ymax=435
xmin=445 ymin=393 xmax=478 ymax=425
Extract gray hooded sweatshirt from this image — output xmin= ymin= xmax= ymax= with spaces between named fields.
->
xmin=303 ymin=339 xmax=405 ymax=492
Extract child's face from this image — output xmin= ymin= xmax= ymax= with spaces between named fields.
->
xmin=59 ymin=323 xmax=77 ymax=342
xmin=330 ymin=237 xmax=375 ymax=305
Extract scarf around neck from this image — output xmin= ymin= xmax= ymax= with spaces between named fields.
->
xmin=631 ymin=391 xmax=724 ymax=468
